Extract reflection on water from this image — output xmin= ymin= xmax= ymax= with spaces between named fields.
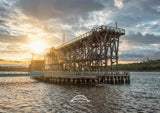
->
xmin=0 ymin=72 xmax=160 ymax=113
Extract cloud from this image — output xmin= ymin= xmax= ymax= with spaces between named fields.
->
xmin=152 ymin=51 xmax=160 ymax=59
xmin=0 ymin=41 xmax=30 ymax=61
xmin=114 ymin=0 xmax=124 ymax=9
xmin=0 ymin=59 xmax=4 ymax=61
xmin=122 ymin=32 xmax=160 ymax=46
xmin=0 ymin=0 xmax=160 ymax=63
xmin=119 ymin=52 xmax=145 ymax=61
xmin=119 ymin=32 xmax=160 ymax=61
xmin=108 ymin=0 xmax=160 ymax=29
xmin=156 ymin=6 xmax=160 ymax=12
xmin=119 ymin=48 xmax=160 ymax=61
xmin=16 ymin=0 xmax=104 ymax=23
xmin=0 ymin=29 xmax=28 ymax=44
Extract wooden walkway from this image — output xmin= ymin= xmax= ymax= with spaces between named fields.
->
xmin=32 ymin=71 xmax=130 ymax=85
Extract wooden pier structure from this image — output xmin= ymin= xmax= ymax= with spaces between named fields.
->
xmin=32 ymin=25 xmax=130 ymax=85
xmin=32 ymin=71 xmax=130 ymax=85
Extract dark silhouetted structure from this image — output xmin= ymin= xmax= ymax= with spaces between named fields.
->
xmin=45 ymin=25 xmax=125 ymax=72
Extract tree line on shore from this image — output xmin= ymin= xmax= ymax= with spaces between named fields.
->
xmin=117 ymin=59 xmax=160 ymax=71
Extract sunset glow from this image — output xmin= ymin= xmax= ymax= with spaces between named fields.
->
xmin=0 ymin=0 xmax=159 ymax=65
xmin=31 ymin=41 xmax=45 ymax=53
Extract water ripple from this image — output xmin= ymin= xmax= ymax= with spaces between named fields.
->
xmin=0 ymin=72 xmax=160 ymax=113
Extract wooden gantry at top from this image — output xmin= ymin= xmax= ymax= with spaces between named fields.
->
xmin=45 ymin=25 xmax=125 ymax=72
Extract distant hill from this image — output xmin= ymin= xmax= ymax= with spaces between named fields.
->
xmin=0 ymin=66 xmax=29 ymax=71
xmin=118 ymin=59 xmax=160 ymax=71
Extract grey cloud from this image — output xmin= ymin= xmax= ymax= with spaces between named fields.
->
xmin=16 ymin=0 xmax=104 ymax=23
xmin=0 ymin=29 xmax=28 ymax=44
xmin=119 ymin=52 xmax=145 ymax=61
xmin=119 ymin=48 xmax=159 ymax=61
xmin=151 ymin=51 xmax=160 ymax=59
xmin=0 ymin=0 xmax=13 ymax=13
xmin=109 ymin=0 xmax=160 ymax=27
xmin=0 ymin=0 xmax=7 ymax=12
xmin=149 ymin=24 xmax=160 ymax=33
xmin=119 ymin=32 xmax=160 ymax=61
xmin=1 ymin=44 xmax=28 ymax=53
xmin=0 ymin=19 xmax=5 ymax=24
xmin=0 ymin=19 xmax=8 ymax=27
xmin=72 ymin=24 xmax=89 ymax=32
xmin=0 ymin=1 xmax=17 ymax=28
xmin=0 ymin=7 xmax=5 ymax=12
xmin=0 ymin=42 xmax=29 ymax=61
xmin=122 ymin=32 xmax=160 ymax=46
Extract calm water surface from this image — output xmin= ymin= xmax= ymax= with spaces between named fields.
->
xmin=0 ymin=72 xmax=160 ymax=113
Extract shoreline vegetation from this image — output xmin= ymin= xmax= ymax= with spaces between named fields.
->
xmin=0 ymin=59 xmax=160 ymax=72
xmin=118 ymin=59 xmax=160 ymax=72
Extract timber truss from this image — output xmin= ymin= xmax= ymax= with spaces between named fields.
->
xmin=45 ymin=25 xmax=125 ymax=72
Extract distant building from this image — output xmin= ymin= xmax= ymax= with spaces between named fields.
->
xmin=147 ymin=57 xmax=150 ymax=62
xmin=142 ymin=57 xmax=151 ymax=63
xmin=143 ymin=59 xmax=145 ymax=63
xmin=29 ymin=60 xmax=45 ymax=71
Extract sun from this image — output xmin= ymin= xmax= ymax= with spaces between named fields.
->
xmin=31 ymin=41 xmax=44 ymax=53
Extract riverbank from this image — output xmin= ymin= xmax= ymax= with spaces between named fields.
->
xmin=118 ymin=59 xmax=160 ymax=72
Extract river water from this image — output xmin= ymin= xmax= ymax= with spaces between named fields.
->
xmin=0 ymin=72 xmax=160 ymax=113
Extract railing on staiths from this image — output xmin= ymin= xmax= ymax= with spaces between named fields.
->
xmin=57 ymin=25 xmax=125 ymax=49
xmin=43 ymin=71 xmax=130 ymax=78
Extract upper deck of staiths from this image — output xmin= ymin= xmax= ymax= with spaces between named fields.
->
xmin=56 ymin=25 xmax=125 ymax=50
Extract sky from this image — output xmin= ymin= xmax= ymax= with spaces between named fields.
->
xmin=0 ymin=0 xmax=160 ymax=64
